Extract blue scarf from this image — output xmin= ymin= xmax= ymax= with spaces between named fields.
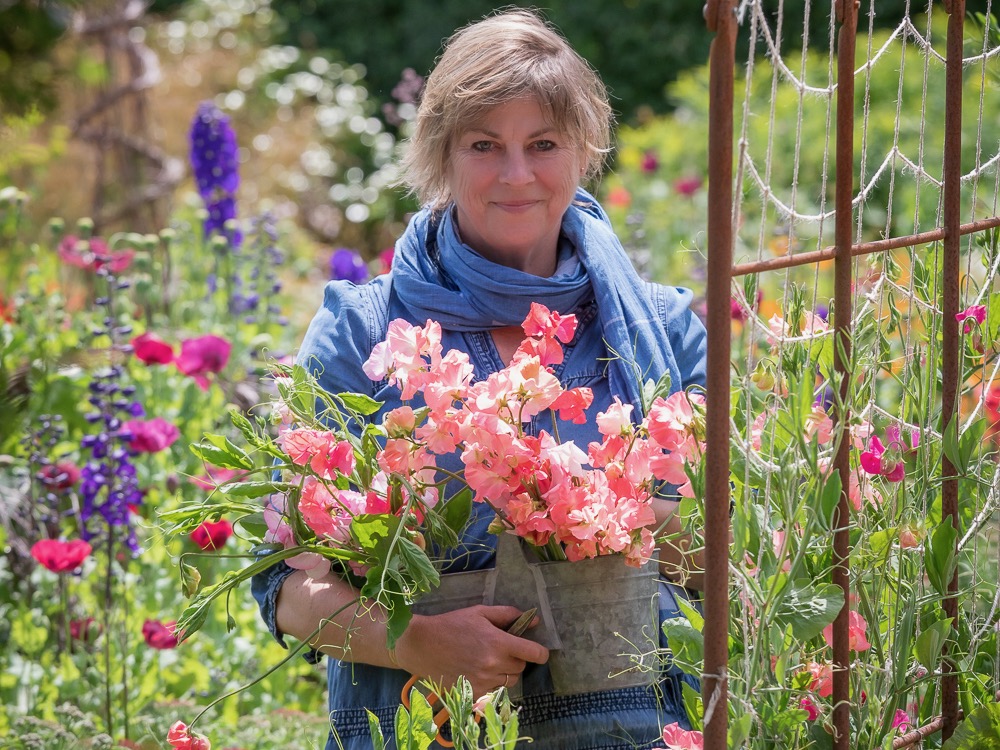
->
xmin=392 ymin=188 xmax=674 ymax=412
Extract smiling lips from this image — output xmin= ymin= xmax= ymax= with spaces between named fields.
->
xmin=493 ymin=199 xmax=541 ymax=211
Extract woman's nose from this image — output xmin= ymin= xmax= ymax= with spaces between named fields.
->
xmin=499 ymin=150 xmax=533 ymax=185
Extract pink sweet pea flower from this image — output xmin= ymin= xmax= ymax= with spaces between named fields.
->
xmin=280 ymin=428 xmax=355 ymax=480
xmin=175 ymin=334 xmax=232 ymax=390
xmin=892 ymin=709 xmax=912 ymax=733
xmin=800 ymin=696 xmax=820 ymax=721
xmin=551 ymin=386 xmax=593 ymax=424
xmin=823 ymin=610 xmax=871 ymax=652
xmin=661 ymin=722 xmax=704 ymax=750
xmin=132 ymin=332 xmax=175 ymax=365
xmin=859 ymin=435 xmax=904 ymax=482
xmin=189 ymin=466 xmax=244 ymax=491
xmin=955 ymin=304 xmax=987 ymax=333
xmin=125 ymin=417 xmax=180 ymax=454
xmin=804 ymin=662 xmax=834 ymax=697
xmin=167 ymin=721 xmax=211 ymax=750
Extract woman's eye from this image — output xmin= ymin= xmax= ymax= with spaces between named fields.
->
xmin=534 ymin=140 xmax=556 ymax=151
xmin=471 ymin=141 xmax=494 ymax=153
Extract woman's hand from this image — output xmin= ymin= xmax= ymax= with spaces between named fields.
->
xmin=394 ymin=605 xmax=549 ymax=698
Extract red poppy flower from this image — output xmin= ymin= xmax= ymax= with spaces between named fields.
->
xmin=30 ymin=538 xmax=92 ymax=573
xmin=70 ymin=617 xmax=101 ymax=642
xmin=58 ymin=235 xmax=134 ymax=274
xmin=132 ymin=332 xmax=176 ymax=365
xmin=190 ymin=520 xmax=233 ymax=551
xmin=175 ymin=335 xmax=232 ymax=390
xmin=142 ymin=619 xmax=179 ymax=649
xmin=37 ymin=460 xmax=81 ymax=491
xmin=125 ymin=417 xmax=180 ymax=453
xmin=0 ymin=294 xmax=14 ymax=323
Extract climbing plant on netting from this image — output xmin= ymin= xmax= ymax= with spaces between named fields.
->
xmin=685 ymin=2 xmax=1000 ymax=748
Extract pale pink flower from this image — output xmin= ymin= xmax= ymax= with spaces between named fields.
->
xmin=804 ymin=405 xmax=833 ymax=445
xmin=661 ymin=722 xmax=704 ymax=750
xmin=822 ymin=609 xmax=871 ymax=652
xmin=383 ymin=406 xmax=417 ymax=438
xmin=595 ymin=397 xmax=634 ymax=437
xmin=898 ymin=525 xmax=923 ymax=549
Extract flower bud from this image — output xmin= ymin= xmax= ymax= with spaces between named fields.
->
xmin=48 ymin=217 xmax=66 ymax=238
xmin=76 ymin=217 xmax=95 ymax=239
xmin=750 ymin=361 xmax=776 ymax=391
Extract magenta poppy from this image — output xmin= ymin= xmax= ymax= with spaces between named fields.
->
xmin=673 ymin=176 xmax=703 ymax=197
xmin=70 ymin=617 xmax=101 ymax=643
xmin=142 ymin=619 xmax=180 ymax=649
xmin=30 ymin=538 xmax=92 ymax=573
xmin=132 ymin=332 xmax=176 ymax=365
xmin=125 ymin=417 xmax=180 ymax=453
xmin=175 ymin=335 xmax=232 ymax=390
xmin=640 ymin=150 xmax=659 ymax=174
xmin=190 ymin=519 xmax=233 ymax=551
xmin=58 ymin=235 xmax=134 ymax=274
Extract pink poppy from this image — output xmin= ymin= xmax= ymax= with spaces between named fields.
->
xmin=640 ymin=150 xmax=659 ymax=173
xmin=955 ymin=304 xmax=987 ymax=334
xmin=132 ymin=332 xmax=176 ymax=365
xmin=190 ymin=520 xmax=233 ymax=550
xmin=175 ymin=334 xmax=232 ymax=390
xmin=823 ymin=610 xmax=871 ymax=652
xmin=58 ymin=235 xmax=134 ymax=274
xmin=30 ymin=538 xmax=92 ymax=573
xmin=142 ymin=619 xmax=179 ymax=649
xmin=167 ymin=721 xmax=211 ymax=750
xmin=125 ymin=417 xmax=180 ymax=453
xmin=661 ymin=722 xmax=704 ymax=750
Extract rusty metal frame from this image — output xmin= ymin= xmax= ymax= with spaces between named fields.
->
xmin=700 ymin=0 xmax=986 ymax=747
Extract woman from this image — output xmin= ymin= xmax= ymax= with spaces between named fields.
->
xmin=252 ymin=9 xmax=707 ymax=748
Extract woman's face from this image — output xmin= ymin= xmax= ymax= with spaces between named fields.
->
xmin=447 ymin=98 xmax=583 ymax=276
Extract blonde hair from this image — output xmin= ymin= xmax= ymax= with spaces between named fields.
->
xmin=400 ymin=8 xmax=614 ymax=209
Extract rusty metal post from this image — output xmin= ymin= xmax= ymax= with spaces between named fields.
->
xmin=832 ymin=2 xmax=858 ymax=749
xmin=702 ymin=1 xmax=736 ymax=748
xmin=940 ymin=0 xmax=966 ymax=741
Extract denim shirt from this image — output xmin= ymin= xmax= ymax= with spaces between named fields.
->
xmin=251 ymin=272 xmax=707 ymax=749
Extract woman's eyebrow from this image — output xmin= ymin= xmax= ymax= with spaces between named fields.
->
xmin=463 ymin=127 xmax=556 ymax=139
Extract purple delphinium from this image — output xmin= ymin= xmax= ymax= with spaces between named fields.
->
xmin=189 ymin=101 xmax=242 ymax=247
xmin=329 ymin=247 xmax=369 ymax=283
xmin=79 ymin=264 xmax=145 ymax=553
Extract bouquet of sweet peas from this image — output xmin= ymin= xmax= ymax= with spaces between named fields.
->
xmin=171 ymin=303 xmax=707 ymax=645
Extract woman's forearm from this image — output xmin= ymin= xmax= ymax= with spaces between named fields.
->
xmin=653 ymin=497 xmax=706 ymax=591
xmin=274 ymin=567 xmax=399 ymax=668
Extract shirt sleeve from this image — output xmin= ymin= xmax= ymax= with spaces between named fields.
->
xmin=654 ymin=285 xmax=708 ymax=391
xmin=250 ymin=276 xmax=389 ymax=650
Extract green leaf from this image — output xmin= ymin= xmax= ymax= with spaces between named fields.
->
xmin=396 ymin=537 xmax=441 ymax=595
xmin=396 ymin=686 xmax=437 ymax=750
xmin=236 ymin=512 xmax=268 ymax=541
xmin=339 ymin=391 xmax=383 ymax=416
xmin=926 ymin=516 xmax=959 ymax=596
xmin=366 ymin=709 xmax=385 ymax=749
xmin=440 ymin=488 xmax=472 ymax=536
xmin=681 ymin=680 xmax=703 ymax=731
xmin=729 ymin=713 xmax=753 ymax=749
xmin=219 ymin=480 xmax=295 ymax=498
xmin=772 ymin=579 xmax=844 ymax=642
xmin=190 ymin=434 xmax=254 ymax=471
xmin=941 ymin=702 xmax=1000 ymax=750
xmin=661 ymin=617 xmax=704 ymax=677
xmin=817 ymin=471 xmax=842 ymax=530
xmin=915 ymin=617 xmax=954 ymax=673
